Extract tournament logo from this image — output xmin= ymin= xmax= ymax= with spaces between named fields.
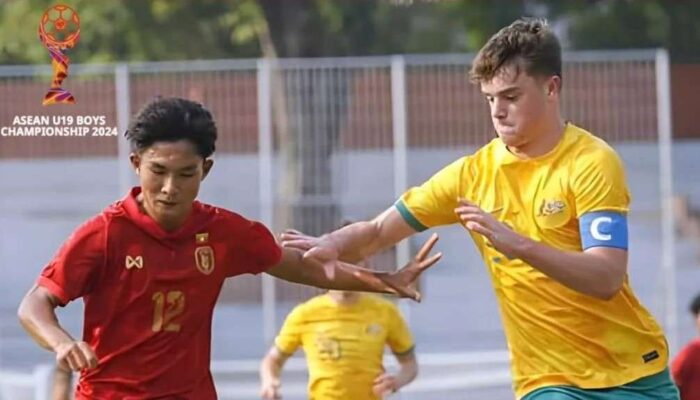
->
xmin=38 ymin=4 xmax=80 ymax=105
xmin=195 ymin=246 xmax=215 ymax=275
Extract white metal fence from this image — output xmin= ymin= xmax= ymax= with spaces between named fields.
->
xmin=0 ymin=50 xmax=677 ymax=399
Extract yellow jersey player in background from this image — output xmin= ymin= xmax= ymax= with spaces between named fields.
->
xmin=259 ymin=290 xmax=416 ymax=399
xmin=281 ymin=18 xmax=680 ymax=400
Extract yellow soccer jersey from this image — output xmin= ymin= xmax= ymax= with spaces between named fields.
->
xmin=274 ymin=293 xmax=414 ymax=400
xmin=397 ymin=123 xmax=668 ymax=398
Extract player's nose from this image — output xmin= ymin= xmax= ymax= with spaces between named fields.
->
xmin=160 ymin=176 xmax=179 ymax=196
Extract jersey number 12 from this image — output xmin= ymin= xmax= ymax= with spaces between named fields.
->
xmin=152 ymin=291 xmax=185 ymax=332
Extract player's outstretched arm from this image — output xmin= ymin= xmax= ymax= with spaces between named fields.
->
xmin=17 ymin=285 xmax=98 ymax=371
xmin=266 ymin=234 xmax=441 ymax=302
xmin=259 ymin=347 xmax=291 ymax=400
xmin=281 ymin=207 xmax=417 ymax=264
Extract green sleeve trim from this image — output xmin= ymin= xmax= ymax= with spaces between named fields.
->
xmin=393 ymin=344 xmax=416 ymax=357
xmin=274 ymin=344 xmax=296 ymax=357
xmin=394 ymin=200 xmax=428 ymax=232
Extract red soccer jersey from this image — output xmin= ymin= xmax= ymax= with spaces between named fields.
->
xmin=672 ymin=337 xmax=700 ymax=400
xmin=38 ymin=187 xmax=282 ymax=399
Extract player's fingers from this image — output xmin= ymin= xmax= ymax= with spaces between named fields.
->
xmin=383 ymin=278 xmax=419 ymax=301
xmin=456 ymin=197 xmax=475 ymax=207
xmin=353 ymin=269 xmax=393 ymax=292
xmin=282 ymin=228 xmax=306 ymax=236
xmin=465 ymin=221 xmax=492 ymax=237
xmin=460 ymin=213 xmax=490 ymax=228
xmin=279 ymin=238 xmax=314 ymax=250
xmin=70 ymin=347 xmax=90 ymax=370
xmin=454 ymin=207 xmax=482 ymax=219
xmin=78 ymin=343 xmax=98 ymax=369
xmin=63 ymin=351 xmax=82 ymax=371
xmin=417 ymin=252 xmax=442 ymax=272
xmin=414 ymin=233 xmax=439 ymax=261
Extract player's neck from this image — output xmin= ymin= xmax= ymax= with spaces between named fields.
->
xmin=327 ymin=292 xmax=361 ymax=306
xmin=508 ymin=118 xmax=566 ymax=159
xmin=136 ymin=193 xmax=191 ymax=232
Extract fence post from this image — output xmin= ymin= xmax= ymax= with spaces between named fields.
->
xmin=115 ymin=63 xmax=133 ymax=195
xmin=655 ymin=48 xmax=677 ymax=355
xmin=391 ymin=55 xmax=411 ymax=322
xmin=258 ymin=58 xmax=276 ymax=344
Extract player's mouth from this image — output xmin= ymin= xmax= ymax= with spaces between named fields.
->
xmin=157 ymin=200 xmax=177 ymax=208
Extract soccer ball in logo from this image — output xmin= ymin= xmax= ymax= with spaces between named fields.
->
xmin=39 ymin=4 xmax=80 ymax=48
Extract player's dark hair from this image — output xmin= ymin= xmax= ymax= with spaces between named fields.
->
xmin=124 ymin=97 xmax=217 ymax=158
xmin=470 ymin=18 xmax=562 ymax=86
xmin=690 ymin=293 xmax=700 ymax=316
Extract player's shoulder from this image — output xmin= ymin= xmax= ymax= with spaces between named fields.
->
xmin=291 ymin=294 xmax=330 ymax=317
xmin=684 ymin=337 xmax=700 ymax=353
xmin=196 ymin=202 xmax=263 ymax=232
xmin=465 ymin=136 xmax=510 ymax=171
xmin=68 ymin=212 xmax=110 ymax=243
xmin=302 ymin=293 xmax=332 ymax=309
xmin=566 ymin=124 xmax=622 ymax=163
xmin=361 ymin=294 xmax=401 ymax=314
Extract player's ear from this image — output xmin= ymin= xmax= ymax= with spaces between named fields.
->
xmin=129 ymin=153 xmax=141 ymax=174
xmin=547 ymin=75 xmax=561 ymax=97
xmin=201 ymin=159 xmax=214 ymax=181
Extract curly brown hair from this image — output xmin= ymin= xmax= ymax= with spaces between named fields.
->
xmin=469 ymin=18 xmax=562 ymax=85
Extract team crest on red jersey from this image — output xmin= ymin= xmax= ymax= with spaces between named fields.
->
xmin=195 ymin=246 xmax=215 ymax=275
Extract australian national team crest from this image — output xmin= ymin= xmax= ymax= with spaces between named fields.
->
xmin=194 ymin=232 xmax=215 ymax=275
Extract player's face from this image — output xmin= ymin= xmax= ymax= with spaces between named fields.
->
xmin=480 ymin=63 xmax=559 ymax=150
xmin=695 ymin=312 xmax=700 ymax=335
xmin=130 ymin=140 xmax=213 ymax=231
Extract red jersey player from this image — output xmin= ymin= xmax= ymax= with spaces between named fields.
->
xmin=672 ymin=293 xmax=700 ymax=400
xmin=17 ymin=97 xmax=441 ymax=400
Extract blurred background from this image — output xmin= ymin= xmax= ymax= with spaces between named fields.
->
xmin=1 ymin=1 xmax=699 ymax=399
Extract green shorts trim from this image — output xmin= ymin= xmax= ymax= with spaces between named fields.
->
xmin=522 ymin=368 xmax=679 ymax=400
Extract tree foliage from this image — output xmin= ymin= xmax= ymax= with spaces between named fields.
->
xmin=0 ymin=0 xmax=696 ymax=64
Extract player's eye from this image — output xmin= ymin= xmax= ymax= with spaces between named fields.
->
xmin=180 ymin=173 xmax=195 ymax=178
xmin=150 ymin=169 xmax=165 ymax=175
xmin=505 ymin=95 xmax=518 ymax=101
xmin=485 ymin=95 xmax=494 ymax=103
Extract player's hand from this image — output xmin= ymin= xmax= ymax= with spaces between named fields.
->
xmin=260 ymin=379 xmax=282 ymax=399
xmin=377 ymin=233 xmax=442 ymax=302
xmin=280 ymin=229 xmax=339 ymax=278
xmin=373 ymin=372 xmax=400 ymax=396
xmin=454 ymin=198 xmax=524 ymax=259
xmin=54 ymin=340 xmax=98 ymax=372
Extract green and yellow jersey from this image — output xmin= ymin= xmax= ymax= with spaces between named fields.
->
xmin=275 ymin=293 xmax=414 ymax=400
xmin=396 ymin=123 xmax=668 ymax=398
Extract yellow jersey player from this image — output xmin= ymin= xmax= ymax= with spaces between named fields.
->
xmin=259 ymin=290 xmax=416 ymax=399
xmin=281 ymin=18 xmax=679 ymax=400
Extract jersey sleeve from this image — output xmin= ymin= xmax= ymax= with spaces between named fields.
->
xmin=570 ymin=145 xmax=630 ymax=217
xmin=274 ymin=305 xmax=305 ymax=355
xmin=230 ymin=220 xmax=283 ymax=276
xmin=395 ymin=157 xmax=469 ymax=231
xmin=37 ymin=215 xmax=107 ymax=306
xmin=385 ymin=303 xmax=415 ymax=355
